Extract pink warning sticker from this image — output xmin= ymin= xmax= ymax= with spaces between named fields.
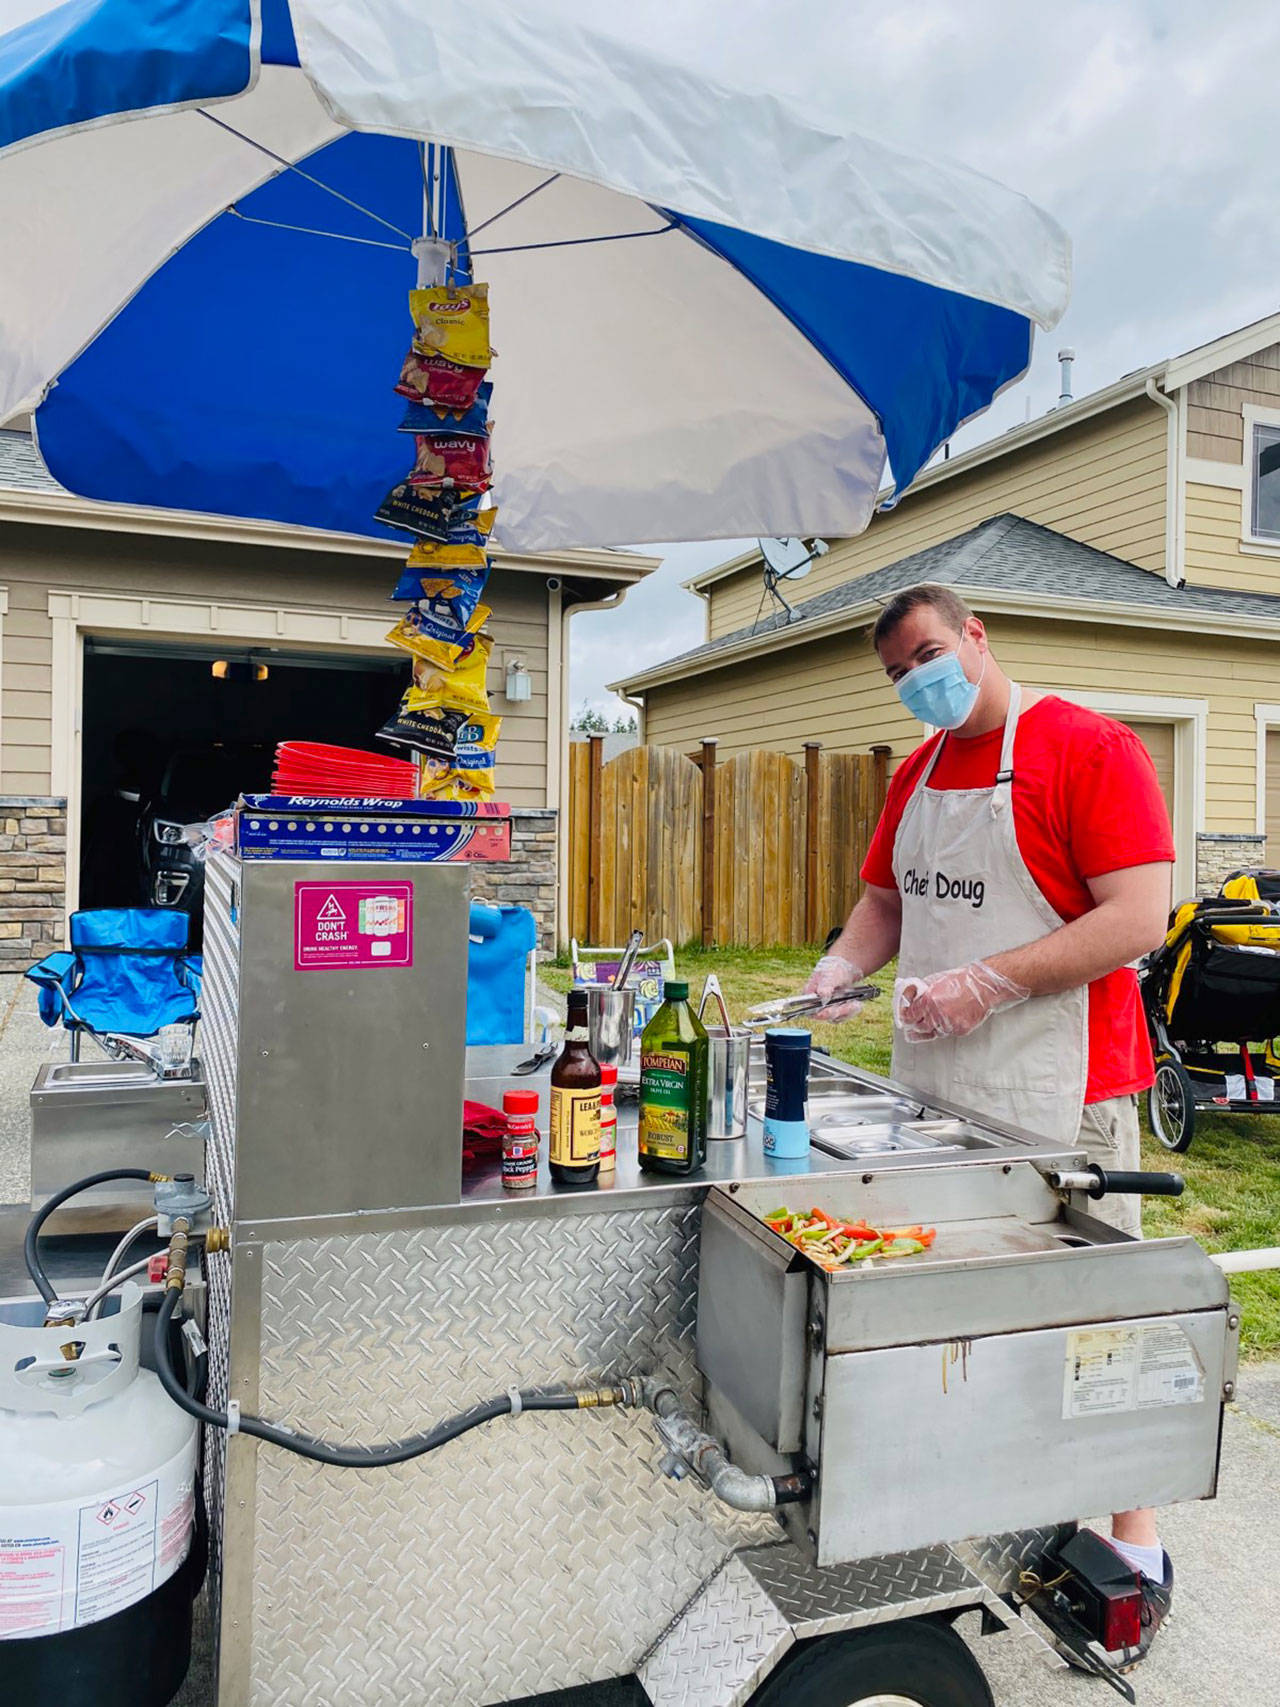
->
xmin=294 ymin=881 xmax=414 ymax=971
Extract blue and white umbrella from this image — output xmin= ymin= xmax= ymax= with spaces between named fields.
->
xmin=0 ymin=0 xmax=1070 ymax=552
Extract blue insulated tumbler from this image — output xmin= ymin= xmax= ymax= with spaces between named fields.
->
xmin=763 ymin=1028 xmax=811 ymax=1157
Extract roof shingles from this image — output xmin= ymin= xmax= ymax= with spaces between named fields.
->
xmin=621 ymin=514 xmax=1280 ymax=688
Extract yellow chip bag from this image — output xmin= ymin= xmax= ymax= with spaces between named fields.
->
xmin=386 ymin=604 xmax=491 ymax=670
xmin=409 ymin=283 xmax=491 ymax=370
xmin=457 ymin=712 xmax=501 ymax=751
xmin=404 ymin=632 xmax=492 ymax=717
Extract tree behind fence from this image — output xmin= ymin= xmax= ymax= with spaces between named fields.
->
xmin=567 ymin=738 xmax=888 ymax=947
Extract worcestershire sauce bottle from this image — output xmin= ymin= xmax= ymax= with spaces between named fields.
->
xmin=638 ymin=981 xmax=709 ymax=1175
xmin=549 ymin=989 xmax=602 ymax=1186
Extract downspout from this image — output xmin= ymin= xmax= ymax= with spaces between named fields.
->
xmin=1145 ymin=376 xmax=1185 ymax=588
xmin=557 ymin=582 xmax=636 ymax=949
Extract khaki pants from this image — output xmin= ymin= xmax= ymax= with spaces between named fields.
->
xmin=1076 ymin=1095 xmax=1143 ymax=1238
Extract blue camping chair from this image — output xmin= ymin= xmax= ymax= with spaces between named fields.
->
xmin=26 ymin=909 xmax=202 ymax=1059
xmin=467 ymin=902 xmax=537 ymax=1046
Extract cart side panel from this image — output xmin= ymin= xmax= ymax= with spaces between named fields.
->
xmin=239 ymin=1206 xmax=776 ymax=1707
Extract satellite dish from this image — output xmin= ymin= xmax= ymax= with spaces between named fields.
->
xmin=759 ymin=536 xmax=816 ymax=579
xmin=755 ymin=536 xmax=831 ymax=625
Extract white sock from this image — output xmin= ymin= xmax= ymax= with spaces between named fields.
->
xmin=1110 ymin=1537 xmax=1165 ymax=1581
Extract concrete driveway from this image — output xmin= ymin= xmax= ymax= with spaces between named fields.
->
xmin=2 ymin=971 xmax=1277 ymax=1706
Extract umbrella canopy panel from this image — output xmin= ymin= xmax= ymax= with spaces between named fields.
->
xmin=0 ymin=0 xmax=1071 ymax=551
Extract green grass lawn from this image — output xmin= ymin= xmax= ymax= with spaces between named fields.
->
xmin=545 ymin=943 xmax=1280 ymax=1356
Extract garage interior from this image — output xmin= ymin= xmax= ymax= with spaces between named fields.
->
xmin=79 ymin=638 xmax=406 ymax=912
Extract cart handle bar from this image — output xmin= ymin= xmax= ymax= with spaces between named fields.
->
xmin=1047 ymin=1165 xmax=1185 ymax=1199
xmin=1211 ymin=1247 xmax=1280 ymax=1274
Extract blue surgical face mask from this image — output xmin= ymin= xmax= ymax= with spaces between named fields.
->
xmin=896 ymin=646 xmax=984 ymax=729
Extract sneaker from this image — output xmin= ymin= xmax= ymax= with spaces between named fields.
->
xmin=1111 ymin=1551 xmax=1174 ymax=1672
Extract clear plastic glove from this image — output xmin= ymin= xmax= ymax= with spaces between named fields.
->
xmin=893 ymin=960 xmax=1030 ymax=1041
xmin=802 ymin=953 xmax=867 ymax=1022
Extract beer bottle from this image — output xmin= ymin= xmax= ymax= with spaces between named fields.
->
xmin=638 ymin=981 xmax=709 ymax=1176
xmin=549 ymin=989 xmax=601 ymax=1186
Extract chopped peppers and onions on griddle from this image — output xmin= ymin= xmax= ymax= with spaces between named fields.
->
xmin=763 ymin=1206 xmax=936 ymax=1268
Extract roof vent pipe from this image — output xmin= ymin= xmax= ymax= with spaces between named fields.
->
xmin=1057 ymin=348 xmax=1075 ymax=405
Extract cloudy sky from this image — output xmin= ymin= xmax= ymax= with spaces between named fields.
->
xmin=570 ymin=0 xmax=1280 ymax=722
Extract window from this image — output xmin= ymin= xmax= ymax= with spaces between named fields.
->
xmin=1251 ymin=420 xmax=1280 ymax=541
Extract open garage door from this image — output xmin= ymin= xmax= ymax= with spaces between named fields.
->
xmin=1114 ymin=717 xmax=1176 ymax=827
xmin=79 ymin=639 xmax=404 ymax=929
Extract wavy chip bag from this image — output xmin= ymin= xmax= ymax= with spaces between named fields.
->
xmin=409 ymin=431 xmax=492 ymax=491
xmin=409 ymin=283 xmax=490 ymax=370
xmin=395 ymin=349 xmax=488 ymax=410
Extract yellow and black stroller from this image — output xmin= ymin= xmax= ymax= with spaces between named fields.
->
xmin=1140 ymin=869 xmax=1280 ymax=1151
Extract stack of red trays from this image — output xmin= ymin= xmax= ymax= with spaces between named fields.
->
xmin=272 ymin=742 xmax=419 ymax=800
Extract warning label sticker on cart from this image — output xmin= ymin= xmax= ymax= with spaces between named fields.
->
xmin=1063 ymin=1323 xmax=1205 ymax=1419
xmin=294 ymin=881 xmax=414 ymax=971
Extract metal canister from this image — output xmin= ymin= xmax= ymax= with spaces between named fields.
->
xmin=697 ymin=974 xmax=752 ymax=1140
xmin=582 ymin=983 xmax=636 ymax=1068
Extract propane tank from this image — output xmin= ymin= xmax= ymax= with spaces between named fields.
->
xmin=0 ymin=1283 xmax=200 ymax=1706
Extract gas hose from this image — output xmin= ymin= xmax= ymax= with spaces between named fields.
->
xmin=152 ymin=1242 xmax=644 ymax=1468
xmin=24 ymin=1167 xmax=169 ymax=1303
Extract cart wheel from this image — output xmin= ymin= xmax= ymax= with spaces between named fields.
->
xmin=1148 ymin=1058 xmax=1196 ymax=1153
xmin=746 ymin=1618 xmax=994 ymax=1707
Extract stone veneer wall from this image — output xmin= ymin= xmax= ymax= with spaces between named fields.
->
xmin=0 ymin=796 xmax=66 ymax=972
xmin=1196 ymin=832 xmax=1267 ymax=895
xmin=468 ymin=808 xmax=558 ymax=950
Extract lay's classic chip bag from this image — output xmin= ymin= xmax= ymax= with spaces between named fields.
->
xmin=406 ymin=633 xmax=493 ymax=718
xmin=409 ymin=283 xmax=490 ymax=370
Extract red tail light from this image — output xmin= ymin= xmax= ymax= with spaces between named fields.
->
xmin=1100 ymin=1585 xmax=1143 ymax=1653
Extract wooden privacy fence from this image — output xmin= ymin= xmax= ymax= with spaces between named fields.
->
xmin=567 ymin=738 xmax=888 ymax=948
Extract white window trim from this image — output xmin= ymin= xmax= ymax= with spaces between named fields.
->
xmin=1254 ymin=703 xmax=1280 ymax=842
xmin=48 ymin=588 xmax=396 ymax=919
xmin=1044 ymin=687 xmax=1206 ymax=902
xmin=1240 ymin=403 xmax=1280 ymax=552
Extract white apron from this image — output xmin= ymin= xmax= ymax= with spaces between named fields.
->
xmin=891 ymin=684 xmax=1088 ymax=1142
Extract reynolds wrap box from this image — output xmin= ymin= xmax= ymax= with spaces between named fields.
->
xmin=236 ymin=797 xmax=511 ymax=862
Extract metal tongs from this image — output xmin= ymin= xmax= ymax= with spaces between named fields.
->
xmin=743 ymin=986 xmax=880 ymax=1029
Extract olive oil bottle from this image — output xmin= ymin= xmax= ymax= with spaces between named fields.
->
xmin=637 ymin=981 xmax=709 ymax=1175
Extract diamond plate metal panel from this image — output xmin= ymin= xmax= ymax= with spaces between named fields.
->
xmin=953 ymin=1525 xmax=1073 ymax=1595
xmin=739 ymin=1542 xmax=999 ymax=1638
xmin=243 ymin=1207 xmax=777 ymax=1707
xmin=200 ymin=853 xmax=241 ymax=1608
xmin=639 ymin=1556 xmax=793 ymax=1707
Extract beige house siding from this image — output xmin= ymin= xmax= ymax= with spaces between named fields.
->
xmin=1186 ymin=345 xmax=1280 ymax=461
xmin=640 ymin=610 xmax=1280 ymax=842
xmin=0 ymin=523 xmax=551 ymax=804
xmin=1182 ymin=481 xmax=1280 ymax=593
xmin=705 ymin=397 xmax=1169 ymax=639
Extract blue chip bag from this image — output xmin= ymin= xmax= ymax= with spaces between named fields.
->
xmin=390 ymin=564 xmax=490 ymax=623
xmin=398 ymin=382 xmax=491 ymax=440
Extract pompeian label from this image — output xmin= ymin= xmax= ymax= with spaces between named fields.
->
xmin=639 ymin=1048 xmax=692 ymax=1161
xmin=549 ymin=1086 xmax=601 ymax=1165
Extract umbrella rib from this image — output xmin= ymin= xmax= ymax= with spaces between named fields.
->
xmin=469 ymin=221 xmax=677 ymax=258
xmin=199 ymin=109 xmax=415 ymax=240
xmin=226 ymin=206 xmax=408 ymax=253
xmin=465 ymin=172 xmax=562 ymax=239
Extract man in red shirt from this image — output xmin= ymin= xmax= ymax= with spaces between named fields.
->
xmin=803 ymin=581 xmax=1175 ymax=1668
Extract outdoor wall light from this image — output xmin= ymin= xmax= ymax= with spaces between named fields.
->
xmin=504 ymin=659 xmax=533 ymax=703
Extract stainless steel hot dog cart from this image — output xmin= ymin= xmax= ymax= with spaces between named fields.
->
xmin=184 ymin=851 xmax=1236 ymax=1707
